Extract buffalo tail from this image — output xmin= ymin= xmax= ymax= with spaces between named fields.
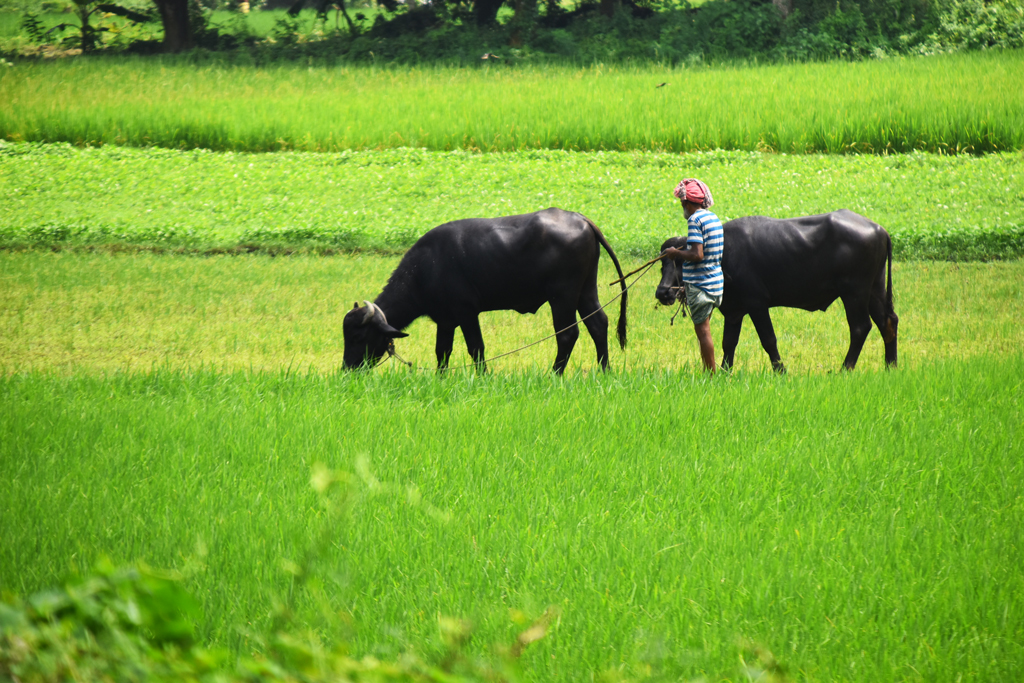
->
xmin=588 ymin=218 xmax=628 ymax=350
xmin=886 ymin=232 xmax=894 ymax=313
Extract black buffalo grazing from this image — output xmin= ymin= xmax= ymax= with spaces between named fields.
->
xmin=656 ymin=210 xmax=899 ymax=372
xmin=344 ymin=208 xmax=629 ymax=373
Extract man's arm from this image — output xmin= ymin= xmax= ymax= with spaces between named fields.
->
xmin=663 ymin=242 xmax=704 ymax=262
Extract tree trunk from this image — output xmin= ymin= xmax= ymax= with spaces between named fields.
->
xmin=474 ymin=0 xmax=503 ymax=26
xmin=509 ymin=0 xmax=535 ymax=46
xmin=154 ymin=0 xmax=193 ymax=52
xmin=336 ymin=0 xmax=358 ymax=35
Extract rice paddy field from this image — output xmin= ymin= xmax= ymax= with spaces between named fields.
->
xmin=1 ymin=340 xmax=1023 ymax=681
xmin=2 ymin=49 xmax=1023 ymax=683
xmin=2 ymin=50 xmax=1023 ymax=154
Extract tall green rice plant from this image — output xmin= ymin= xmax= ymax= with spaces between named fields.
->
xmin=1 ymin=50 xmax=1021 ymax=153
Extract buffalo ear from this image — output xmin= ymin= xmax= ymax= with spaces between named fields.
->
xmin=381 ymin=322 xmax=409 ymax=339
xmin=353 ymin=301 xmax=360 ymax=309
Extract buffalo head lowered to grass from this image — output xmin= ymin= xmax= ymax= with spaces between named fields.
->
xmin=343 ymin=208 xmax=628 ymax=374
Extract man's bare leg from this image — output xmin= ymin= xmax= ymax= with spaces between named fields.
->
xmin=694 ymin=318 xmax=716 ymax=373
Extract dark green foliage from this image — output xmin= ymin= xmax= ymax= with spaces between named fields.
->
xmin=0 ymin=560 xmax=212 ymax=682
xmin=97 ymin=3 xmax=154 ymax=24
xmin=16 ymin=0 xmax=154 ymax=52
xmin=931 ymin=0 xmax=1024 ymax=50
xmin=199 ymin=0 xmax=1023 ymax=63
xmin=689 ymin=0 xmax=785 ymax=59
xmin=190 ymin=0 xmax=239 ymax=48
xmin=8 ymin=0 xmax=1021 ymax=61
xmin=334 ymin=0 xmax=1014 ymax=63
xmin=18 ymin=12 xmax=47 ymax=42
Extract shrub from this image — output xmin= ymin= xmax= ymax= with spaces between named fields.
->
xmin=932 ymin=0 xmax=1024 ymax=49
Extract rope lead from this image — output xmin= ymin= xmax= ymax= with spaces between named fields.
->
xmin=379 ymin=260 xmax=659 ymax=372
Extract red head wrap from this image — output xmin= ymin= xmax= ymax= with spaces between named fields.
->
xmin=672 ymin=178 xmax=714 ymax=209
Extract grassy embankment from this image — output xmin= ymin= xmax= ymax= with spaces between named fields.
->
xmin=2 ymin=143 xmax=1022 ymax=259
xmin=2 ymin=352 xmax=1022 ymax=682
xmin=2 ymin=50 xmax=1022 ymax=154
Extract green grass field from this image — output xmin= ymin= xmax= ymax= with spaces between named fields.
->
xmin=2 ymin=50 xmax=1023 ymax=154
xmin=2 ymin=234 xmax=1023 ymax=683
xmin=2 ymin=143 xmax=1022 ymax=259
xmin=2 ymin=44 xmax=1023 ymax=683
xmin=2 ymin=353 xmax=1022 ymax=681
xmin=2 ymin=251 xmax=1023 ymax=375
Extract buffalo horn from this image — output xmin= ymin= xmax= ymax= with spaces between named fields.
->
xmin=362 ymin=300 xmax=376 ymax=324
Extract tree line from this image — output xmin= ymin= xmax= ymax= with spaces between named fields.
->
xmin=12 ymin=0 xmax=1024 ymax=60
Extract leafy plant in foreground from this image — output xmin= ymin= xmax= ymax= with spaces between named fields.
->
xmin=0 ymin=559 xmax=213 ymax=682
xmin=0 ymin=458 xmax=798 ymax=682
xmin=0 ymin=463 xmax=560 ymax=683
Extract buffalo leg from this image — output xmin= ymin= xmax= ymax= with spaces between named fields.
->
xmin=550 ymin=302 xmax=581 ymax=375
xmin=868 ymin=293 xmax=899 ymax=368
xmin=577 ymin=293 xmax=610 ymax=369
xmin=460 ymin=316 xmax=488 ymax=373
xmin=841 ymin=296 xmax=873 ymax=370
xmin=721 ymin=313 xmax=744 ymax=370
xmin=748 ymin=308 xmax=785 ymax=373
xmin=435 ymin=323 xmax=456 ymax=370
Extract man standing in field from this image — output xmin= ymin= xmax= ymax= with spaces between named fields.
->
xmin=661 ymin=178 xmax=724 ymax=373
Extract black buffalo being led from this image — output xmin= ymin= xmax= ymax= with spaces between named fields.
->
xmin=344 ymin=208 xmax=629 ymax=373
xmin=656 ymin=210 xmax=899 ymax=372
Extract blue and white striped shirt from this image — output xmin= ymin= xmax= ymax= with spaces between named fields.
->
xmin=681 ymin=209 xmax=724 ymax=297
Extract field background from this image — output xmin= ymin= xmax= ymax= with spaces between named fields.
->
xmin=2 ymin=46 xmax=1024 ymax=683
xmin=4 ymin=51 xmax=1022 ymax=260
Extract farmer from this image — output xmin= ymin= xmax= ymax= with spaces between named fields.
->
xmin=661 ymin=178 xmax=724 ymax=373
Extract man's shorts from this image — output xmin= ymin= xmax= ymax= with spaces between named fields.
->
xmin=686 ymin=284 xmax=722 ymax=324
